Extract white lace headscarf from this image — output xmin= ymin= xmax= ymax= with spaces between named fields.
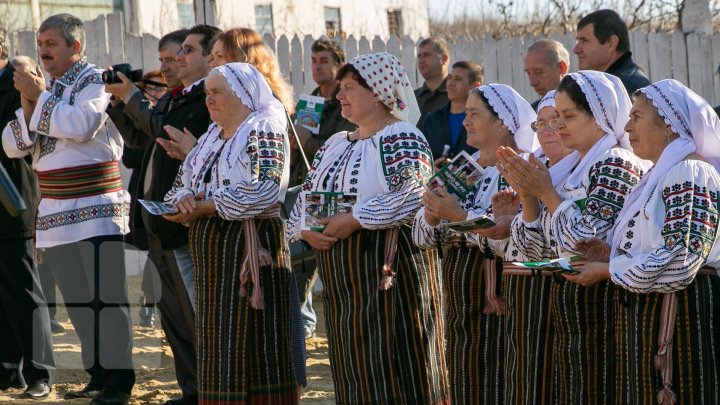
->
xmin=560 ymin=71 xmax=633 ymax=189
xmin=609 ymin=79 xmax=720 ymax=255
xmin=476 ymin=83 xmax=539 ymax=153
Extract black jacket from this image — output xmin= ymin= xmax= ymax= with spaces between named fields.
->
xmin=120 ymin=143 xmax=147 ymax=249
xmin=606 ymin=52 xmax=651 ymax=95
xmin=107 ymin=84 xmax=210 ymax=250
xmin=0 ymin=64 xmax=39 ymax=240
xmin=417 ymin=102 xmax=476 ymax=160
xmin=414 ymin=77 xmax=449 ymax=120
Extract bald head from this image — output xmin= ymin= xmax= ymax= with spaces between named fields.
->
xmin=524 ymin=39 xmax=569 ymax=97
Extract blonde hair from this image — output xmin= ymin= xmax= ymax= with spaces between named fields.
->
xmin=216 ymin=28 xmax=294 ymax=114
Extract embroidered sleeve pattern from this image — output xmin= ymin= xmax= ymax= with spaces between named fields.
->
xmin=70 ymin=73 xmax=104 ymax=104
xmin=354 ymin=132 xmax=433 ymax=229
xmin=10 ymin=119 xmax=33 ymax=152
xmin=257 ymin=130 xmax=285 ymax=184
xmin=164 ymin=165 xmax=194 ymax=204
xmin=30 ymin=70 xmax=109 ymax=141
xmin=412 ymin=207 xmax=449 ymax=249
xmin=611 ymin=179 xmax=720 ymax=293
xmin=553 ymin=156 xmax=643 ymax=255
xmin=380 ymin=131 xmax=434 ymax=189
xmin=2 ymin=109 xmax=38 ymax=158
xmin=507 ymin=211 xmax=551 ymax=261
xmin=35 ymin=93 xmax=61 ymax=136
xmin=213 ymin=130 xmax=287 ymax=220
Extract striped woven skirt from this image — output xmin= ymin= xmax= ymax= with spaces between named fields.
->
xmin=443 ymin=246 xmax=504 ymax=404
xmin=502 ymin=273 xmax=554 ymax=405
xmin=189 ymin=217 xmax=297 ymax=405
xmin=316 ymin=226 xmax=449 ymax=405
xmin=612 ymin=275 xmax=720 ymax=405
xmin=549 ymin=278 xmax=613 ymax=405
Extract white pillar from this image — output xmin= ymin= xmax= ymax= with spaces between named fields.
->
xmin=194 ymin=0 xmax=216 ymax=26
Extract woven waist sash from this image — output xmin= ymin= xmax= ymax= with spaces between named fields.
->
xmin=37 ymin=161 xmax=123 ymax=200
xmin=240 ymin=204 xmax=282 ymax=310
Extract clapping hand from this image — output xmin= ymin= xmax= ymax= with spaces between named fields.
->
xmin=13 ymin=64 xmax=45 ymax=102
xmin=491 ymin=190 xmax=519 ymax=217
xmin=496 ymin=147 xmax=553 ymax=199
xmin=158 ymin=125 xmax=197 ymax=161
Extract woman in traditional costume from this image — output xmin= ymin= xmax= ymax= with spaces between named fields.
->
xmin=286 ymin=52 xmax=449 ymax=405
xmin=165 ymin=62 xmax=296 ymax=404
xmin=496 ymin=71 xmax=649 ymax=404
xmin=413 ymin=83 xmax=538 ymax=404
xmin=499 ymin=90 xmax=578 ymax=405
xmin=565 ymin=79 xmax=720 ymax=405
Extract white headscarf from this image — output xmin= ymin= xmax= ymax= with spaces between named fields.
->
xmin=349 ymin=52 xmax=420 ymax=125
xmin=560 ymin=71 xmax=633 ymax=190
xmin=478 ymin=83 xmax=540 ymax=153
xmin=533 ymin=90 xmax=582 ymax=188
xmin=213 ymin=62 xmax=287 ymax=128
xmin=209 ymin=62 xmax=288 ymax=172
xmin=609 ymin=79 xmax=720 ymax=256
xmin=537 ymin=89 xmax=557 ymax=112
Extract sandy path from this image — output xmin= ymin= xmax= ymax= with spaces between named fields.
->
xmin=0 ymin=275 xmax=335 ymax=404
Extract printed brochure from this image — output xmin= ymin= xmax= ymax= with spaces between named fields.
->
xmin=294 ymin=94 xmax=325 ymax=135
xmin=426 ymin=150 xmax=484 ymax=200
xmin=301 ymin=192 xmax=357 ymax=231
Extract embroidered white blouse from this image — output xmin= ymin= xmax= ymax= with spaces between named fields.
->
xmin=1 ymin=59 xmax=128 ymax=248
xmin=510 ymin=148 xmax=647 ymax=260
xmin=165 ymin=119 xmax=289 ymax=220
xmin=286 ymin=121 xmax=434 ymax=241
xmin=609 ymin=160 xmax=720 ymax=293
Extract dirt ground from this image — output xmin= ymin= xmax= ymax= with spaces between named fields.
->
xmin=0 ymin=275 xmax=335 ymax=404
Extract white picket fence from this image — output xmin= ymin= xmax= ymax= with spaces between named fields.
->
xmin=8 ymin=13 xmax=720 ymax=106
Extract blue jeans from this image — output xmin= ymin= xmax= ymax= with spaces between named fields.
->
xmin=302 ymin=289 xmax=316 ymax=332
xmin=173 ymin=245 xmax=196 ymax=312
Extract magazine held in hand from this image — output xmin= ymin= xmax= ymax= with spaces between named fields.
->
xmin=301 ymin=192 xmax=357 ymax=231
xmin=295 ymin=95 xmax=325 ymax=135
xmin=427 ymin=151 xmax=495 ymax=231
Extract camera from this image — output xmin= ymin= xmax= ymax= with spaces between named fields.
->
xmin=102 ymin=63 xmax=143 ymax=84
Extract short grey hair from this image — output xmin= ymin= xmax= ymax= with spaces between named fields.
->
xmin=0 ymin=27 xmax=9 ymax=61
xmin=527 ymin=39 xmax=569 ymax=70
xmin=11 ymin=55 xmax=38 ymax=70
xmin=39 ymin=14 xmax=85 ymax=56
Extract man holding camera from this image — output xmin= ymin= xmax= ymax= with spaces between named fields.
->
xmin=1 ymin=14 xmax=134 ymax=405
xmin=105 ymin=25 xmax=220 ymax=405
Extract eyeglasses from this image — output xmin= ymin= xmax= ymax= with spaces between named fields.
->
xmin=530 ymin=116 xmax=561 ymax=132
xmin=176 ymin=45 xmax=196 ymax=57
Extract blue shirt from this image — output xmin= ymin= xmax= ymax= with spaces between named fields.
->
xmin=448 ymin=111 xmax=466 ymax=150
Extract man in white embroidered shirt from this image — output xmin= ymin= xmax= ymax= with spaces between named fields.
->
xmin=1 ymin=14 xmax=134 ymax=405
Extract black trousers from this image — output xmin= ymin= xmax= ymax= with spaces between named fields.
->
xmin=43 ymin=235 xmax=135 ymax=393
xmin=37 ymin=258 xmax=57 ymax=321
xmin=145 ymin=230 xmax=197 ymax=396
xmin=0 ymin=238 xmax=55 ymax=386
